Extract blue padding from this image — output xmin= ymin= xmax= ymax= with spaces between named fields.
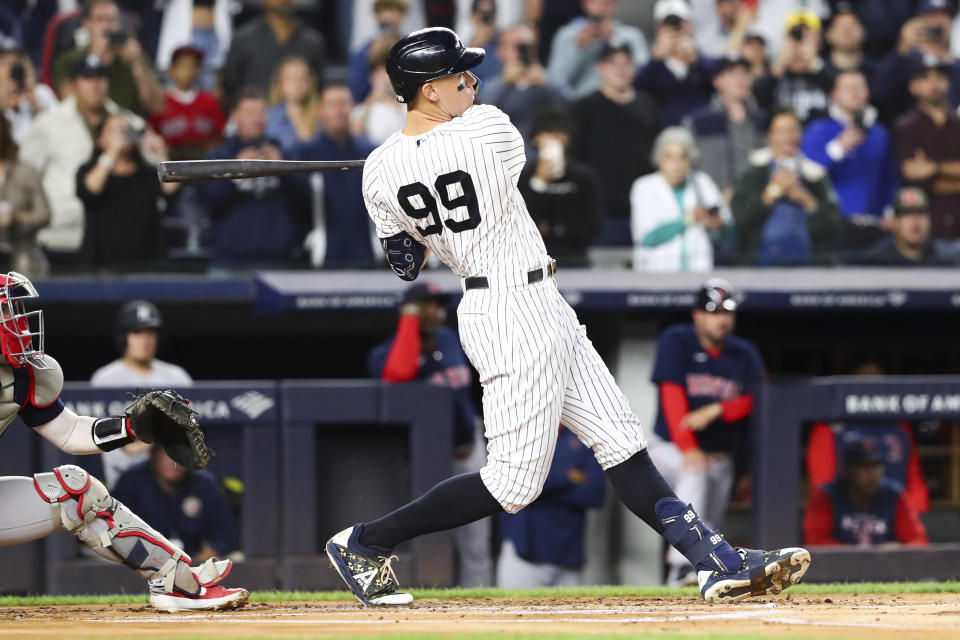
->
xmin=20 ymin=397 xmax=66 ymax=428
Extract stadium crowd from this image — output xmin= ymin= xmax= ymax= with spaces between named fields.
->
xmin=3 ymin=0 xmax=960 ymax=275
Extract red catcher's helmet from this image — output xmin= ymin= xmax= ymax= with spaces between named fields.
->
xmin=0 ymin=272 xmax=47 ymax=369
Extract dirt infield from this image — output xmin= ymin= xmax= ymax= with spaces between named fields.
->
xmin=2 ymin=593 xmax=959 ymax=639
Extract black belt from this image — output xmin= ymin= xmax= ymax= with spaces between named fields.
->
xmin=464 ymin=261 xmax=557 ymax=291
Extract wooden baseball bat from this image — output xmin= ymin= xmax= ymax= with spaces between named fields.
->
xmin=157 ymin=159 xmax=366 ymax=183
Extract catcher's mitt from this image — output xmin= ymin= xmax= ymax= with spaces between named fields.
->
xmin=125 ymin=390 xmax=215 ymax=469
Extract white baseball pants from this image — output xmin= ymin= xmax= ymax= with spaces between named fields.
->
xmin=458 ymin=277 xmax=647 ymax=514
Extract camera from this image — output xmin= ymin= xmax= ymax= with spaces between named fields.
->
xmin=788 ymin=24 xmax=805 ymax=42
xmin=517 ymin=43 xmax=533 ymax=66
xmin=10 ymin=63 xmax=25 ymax=92
xmin=851 ymin=110 xmax=866 ymax=129
xmin=663 ymin=14 xmax=684 ymax=29
xmin=926 ymin=26 xmax=945 ymax=42
xmin=123 ymin=125 xmax=143 ymax=145
xmin=107 ymin=29 xmax=129 ymax=48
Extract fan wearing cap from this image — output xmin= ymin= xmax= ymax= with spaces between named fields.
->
xmin=753 ymin=9 xmax=830 ymax=125
xmin=366 ymin=281 xmax=492 ymax=586
xmin=19 ymin=54 xmax=139 ymax=265
xmin=873 ymin=0 xmax=960 ymax=123
xmin=546 ymin=0 xmax=649 ymax=99
xmin=648 ymin=278 xmax=764 ymax=585
xmin=683 ymin=54 xmax=765 ymax=200
xmin=692 ymin=0 xmax=757 ymax=59
xmin=148 ymin=45 xmax=225 ymax=161
xmin=636 ymin=0 xmax=715 ymax=126
xmin=850 ymin=186 xmax=958 ymax=266
xmin=804 ymin=436 xmax=928 ymax=546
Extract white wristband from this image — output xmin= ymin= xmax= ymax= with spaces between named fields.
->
xmin=97 ymin=154 xmax=114 ymax=170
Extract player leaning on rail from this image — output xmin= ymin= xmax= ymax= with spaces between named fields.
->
xmin=325 ymin=27 xmax=811 ymax=607
xmin=0 ymin=272 xmax=247 ymax=612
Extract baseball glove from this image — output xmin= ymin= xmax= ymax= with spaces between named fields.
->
xmin=124 ymin=390 xmax=215 ymax=469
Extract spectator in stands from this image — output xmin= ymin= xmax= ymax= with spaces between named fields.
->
xmin=462 ymin=0 xmax=503 ymax=82
xmin=851 ymin=0 xmax=915 ymax=62
xmin=693 ymin=0 xmax=756 ymax=59
xmin=753 ymin=10 xmax=831 ymax=125
xmin=804 ymin=436 xmax=929 ymax=546
xmin=289 ymin=83 xmax=377 ymax=269
xmin=20 ymin=55 xmax=138 ymax=267
xmin=266 ymin=56 xmax=320 ymax=152
xmin=806 ymin=360 xmax=929 ymax=513
xmin=156 ymin=0 xmax=233 ymax=92
xmin=741 ymin=31 xmax=769 ymax=79
xmin=648 ymin=279 xmax=764 ymax=585
xmin=822 ymin=3 xmax=877 ymax=82
xmin=497 ymin=427 xmax=604 ymax=588
xmin=368 ymin=282 xmax=492 ymax=587
xmin=77 ymin=115 xmax=177 ymax=270
xmin=351 ymin=39 xmax=406 ymax=144
xmin=635 ymin=0 xmax=715 ymax=126
xmin=148 ymin=45 xmax=224 ymax=161
xmin=631 ymin=127 xmax=731 ymax=272
xmin=92 ymin=300 xmax=194 ymax=488
xmin=731 ymin=109 xmax=842 ymax=266
xmin=872 ymin=0 xmax=960 ymax=123
xmin=0 ymin=36 xmax=58 ymax=143
xmin=749 ymin=0 xmax=829 ymax=58
xmin=849 ymin=186 xmax=958 ymax=266
xmin=528 ymin=0 xmax=582 ymax=66
xmin=348 ymin=0 xmax=407 ymax=103
xmin=519 ymin=107 xmax=601 ymax=267
xmin=195 ymin=89 xmax=309 ymax=267
xmin=0 ymin=114 xmax=50 ymax=277
xmin=801 ymin=69 xmax=897 ymax=249
xmin=684 ymin=55 xmax=765 ymax=202
xmin=113 ymin=445 xmax=239 ymax=560
xmin=52 ymin=0 xmax=164 ymax=117
xmin=572 ymin=42 xmax=660 ymax=248
xmin=481 ymin=24 xmax=569 ymax=140
xmin=895 ymin=57 xmax=960 ymax=240
xmin=547 ymin=0 xmax=649 ymax=99
xmin=221 ymin=0 xmax=325 ymax=108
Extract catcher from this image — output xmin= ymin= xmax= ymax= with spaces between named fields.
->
xmin=0 ymin=272 xmax=247 ymax=612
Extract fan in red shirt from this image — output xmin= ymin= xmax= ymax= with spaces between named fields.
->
xmin=804 ymin=436 xmax=928 ymax=546
xmin=148 ymin=45 xmax=224 ymax=160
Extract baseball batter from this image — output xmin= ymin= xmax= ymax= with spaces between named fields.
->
xmin=327 ymin=27 xmax=810 ymax=606
xmin=0 ymin=272 xmax=246 ymax=612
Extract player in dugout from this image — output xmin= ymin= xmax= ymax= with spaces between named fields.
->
xmin=804 ymin=436 xmax=929 ymax=546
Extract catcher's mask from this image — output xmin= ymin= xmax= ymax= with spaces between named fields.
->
xmin=0 ymin=271 xmax=48 ymax=370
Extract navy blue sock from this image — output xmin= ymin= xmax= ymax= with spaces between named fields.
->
xmin=357 ymin=472 xmax=503 ymax=553
xmin=605 ymin=451 xmax=740 ymax=574
xmin=656 ymin=497 xmax=742 ymax=574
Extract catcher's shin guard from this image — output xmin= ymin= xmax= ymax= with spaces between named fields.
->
xmin=33 ymin=464 xmax=204 ymax=596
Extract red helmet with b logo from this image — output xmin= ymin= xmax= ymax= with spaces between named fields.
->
xmin=0 ymin=272 xmax=48 ymax=370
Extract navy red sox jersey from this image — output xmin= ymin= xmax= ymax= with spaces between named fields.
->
xmin=804 ymin=478 xmax=928 ymax=546
xmin=651 ymin=324 xmax=764 ymax=454
xmin=361 ymin=104 xmax=548 ymax=277
xmin=367 ymin=325 xmax=477 ymax=448
xmin=807 ymin=423 xmax=930 ymax=512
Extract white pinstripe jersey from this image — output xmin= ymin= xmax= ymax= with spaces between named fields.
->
xmin=361 ymin=104 xmax=549 ymax=278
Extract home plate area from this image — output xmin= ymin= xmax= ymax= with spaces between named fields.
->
xmin=3 ymin=594 xmax=960 ymax=639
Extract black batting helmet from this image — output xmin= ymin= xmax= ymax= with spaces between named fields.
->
xmin=114 ymin=300 xmax=163 ymax=353
xmin=695 ymin=278 xmax=742 ymax=313
xmin=386 ymin=27 xmax=485 ymax=104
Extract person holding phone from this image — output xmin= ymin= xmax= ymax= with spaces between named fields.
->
xmin=0 ymin=37 xmax=58 ymax=143
xmin=51 ymin=0 xmax=164 ymax=117
xmin=547 ymin=0 xmax=648 ymax=99
xmin=481 ymin=24 xmax=569 ymax=139
xmin=872 ymin=0 xmax=960 ymax=123
xmin=630 ymin=127 xmax=731 ymax=272
xmin=348 ymin=0 xmax=409 ymax=103
xmin=463 ymin=0 xmax=502 ymax=81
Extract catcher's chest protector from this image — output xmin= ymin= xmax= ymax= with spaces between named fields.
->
xmin=0 ymin=355 xmax=64 ymax=441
